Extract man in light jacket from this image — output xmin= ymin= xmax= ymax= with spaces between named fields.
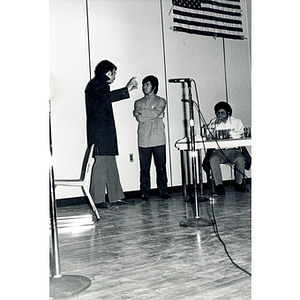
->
xmin=133 ymin=75 xmax=170 ymax=202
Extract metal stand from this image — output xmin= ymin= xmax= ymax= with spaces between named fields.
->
xmin=49 ymin=100 xmax=91 ymax=298
xmin=179 ymin=82 xmax=212 ymax=227
xmin=49 ymin=165 xmax=91 ymax=298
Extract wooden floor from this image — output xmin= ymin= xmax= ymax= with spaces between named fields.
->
xmin=50 ymin=186 xmax=251 ymax=300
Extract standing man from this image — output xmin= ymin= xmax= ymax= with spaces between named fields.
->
xmin=208 ymin=101 xmax=247 ymax=195
xmin=85 ymin=60 xmax=138 ymax=208
xmin=133 ymin=75 xmax=170 ymax=202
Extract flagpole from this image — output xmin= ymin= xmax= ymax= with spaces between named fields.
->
xmin=222 ymin=37 xmax=229 ymax=103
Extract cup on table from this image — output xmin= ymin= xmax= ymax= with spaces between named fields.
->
xmin=224 ymin=129 xmax=230 ymax=139
xmin=215 ymin=129 xmax=230 ymax=139
xmin=244 ymin=127 xmax=251 ymax=138
xmin=204 ymin=124 xmax=215 ymax=140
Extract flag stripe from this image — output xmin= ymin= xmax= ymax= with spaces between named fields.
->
xmin=173 ymin=8 xmax=242 ymax=25
xmin=201 ymin=0 xmax=241 ymax=11
xmin=171 ymin=0 xmax=244 ymax=40
xmin=173 ymin=25 xmax=243 ymax=40
xmin=174 ymin=17 xmax=243 ymax=33
xmin=173 ymin=21 xmax=242 ymax=37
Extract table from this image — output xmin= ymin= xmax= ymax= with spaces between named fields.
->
xmin=175 ymin=136 xmax=251 ymax=151
xmin=175 ymin=136 xmax=251 ymax=199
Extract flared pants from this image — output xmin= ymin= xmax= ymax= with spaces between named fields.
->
xmin=90 ymin=155 xmax=124 ymax=203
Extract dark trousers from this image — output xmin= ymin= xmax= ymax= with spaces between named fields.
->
xmin=138 ymin=145 xmax=168 ymax=198
xmin=209 ymin=149 xmax=245 ymax=186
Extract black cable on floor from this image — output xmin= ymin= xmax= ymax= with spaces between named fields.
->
xmin=209 ymin=197 xmax=251 ymax=276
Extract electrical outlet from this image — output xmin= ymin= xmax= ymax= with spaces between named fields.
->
xmin=129 ymin=153 xmax=134 ymax=162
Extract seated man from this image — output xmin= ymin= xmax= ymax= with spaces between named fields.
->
xmin=208 ymin=101 xmax=248 ymax=195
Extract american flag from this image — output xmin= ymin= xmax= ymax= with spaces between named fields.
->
xmin=171 ymin=0 xmax=244 ymax=40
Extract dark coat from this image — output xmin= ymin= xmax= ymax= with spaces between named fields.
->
xmin=85 ymin=73 xmax=130 ymax=156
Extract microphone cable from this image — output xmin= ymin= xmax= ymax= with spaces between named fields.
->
xmin=195 ymin=80 xmax=251 ymax=275
xmin=181 ymin=80 xmax=251 ymax=276
xmin=210 ymin=196 xmax=252 ymax=276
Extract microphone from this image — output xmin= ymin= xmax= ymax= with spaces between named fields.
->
xmin=168 ymin=78 xmax=192 ymax=83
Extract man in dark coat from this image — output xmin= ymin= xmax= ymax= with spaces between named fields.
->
xmin=85 ymin=60 xmax=138 ymax=207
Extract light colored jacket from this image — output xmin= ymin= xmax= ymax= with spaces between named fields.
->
xmin=133 ymin=94 xmax=166 ymax=148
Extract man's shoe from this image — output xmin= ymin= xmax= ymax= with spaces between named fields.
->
xmin=111 ymin=198 xmax=135 ymax=206
xmin=96 ymin=202 xmax=111 ymax=209
xmin=112 ymin=199 xmax=126 ymax=205
xmin=123 ymin=198 xmax=136 ymax=204
xmin=234 ymin=182 xmax=249 ymax=192
xmin=140 ymin=196 xmax=149 ymax=202
xmin=215 ymin=185 xmax=225 ymax=196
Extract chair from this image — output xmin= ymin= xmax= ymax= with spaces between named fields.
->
xmin=54 ymin=144 xmax=100 ymax=221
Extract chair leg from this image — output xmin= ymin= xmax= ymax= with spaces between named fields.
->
xmin=83 ymin=187 xmax=100 ymax=221
xmin=210 ymin=170 xmax=215 ymax=194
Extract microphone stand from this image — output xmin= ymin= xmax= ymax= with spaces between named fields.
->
xmin=49 ymin=100 xmax=91 ymax=298
xmin=179 ymin=82 xmax=212 ymax=227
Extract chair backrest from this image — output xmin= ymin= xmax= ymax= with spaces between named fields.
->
xmin=80 ymin=144 xmax=95 ymax=181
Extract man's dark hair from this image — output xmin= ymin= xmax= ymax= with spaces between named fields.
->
xmin=214 ymin=101 xmax=232 ymax=116
xmin=95 ymin=60 xmax=117 ymax=76
xmin=142 ymin=75 xmax=159 ymax=94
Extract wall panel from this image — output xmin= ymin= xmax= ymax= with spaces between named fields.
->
xmin=50 ymin=0 xmax=90 ymax=198
xmin=87 ymin=0 xmax=170 ymax=192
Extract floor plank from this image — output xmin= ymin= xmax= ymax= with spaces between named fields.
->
xmin=50 ymin=186 xmax=251 ymax=299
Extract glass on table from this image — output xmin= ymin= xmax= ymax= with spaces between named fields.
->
xmin=203 ymin=124 xmax=215 ymax=140
xmin=243 ymin=127 xmax=251 ymax=138
xmin=215 ymin=129 xmax=231 ymax=139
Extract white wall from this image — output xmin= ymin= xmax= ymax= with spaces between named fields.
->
xmin=50 ymin=0 xmax=90 ymax=196
xmin=87 ymin=0 xmax=169 ymax=192
xmin=50 ymin=0 xmax=251 ymax=199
